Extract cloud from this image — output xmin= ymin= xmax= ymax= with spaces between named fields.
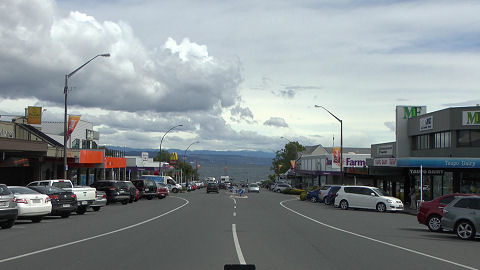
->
xmin=384 ymin=121 xmax=395 ymax=132
xmin=263 ymin=117 xmax=289 ymax=128
xmin=230 ymin=104 xmax=255 ymax=123
xmin=275 ymin=85 xmax=323 ymax=99
xmin=0 ymin=0 xmax=243 ymax=114
xmin=442 ymin=100 xmax=480 ymax=107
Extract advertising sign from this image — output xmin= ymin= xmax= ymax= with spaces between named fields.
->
xmin=462 ymin=111 xmax=480 ymax=126
xmin=376 ymin=144 xmax=393 ymax=157
xmin=67 ymin=115 xmax=81 ymax=140
xmin=332 ymin=147 xmax=341 ymax=166
xmin=141 ymin=152 xmax=149 ymax=161
xmin=419 ymin=116 xmax=433 ymax=131
xmin=290 ymin=160 xmax=296 ymax=169
xmin=373 ymin=158 xmax=397 ymax=167
xmin=170 ymin=152 xmax=178 ymax=164
xmin=396 ymin=106 xmax=426 ymax=157
xmin=27 ymin=106 xmax=42 ymax=124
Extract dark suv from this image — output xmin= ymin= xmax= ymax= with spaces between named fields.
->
xmin=131 ymin=179 xmax=158 ymax=200
xmin=122 ymin=181 xmax=138 ymax=203
xmin=91 ymin=181 xmax=130 ymax=205
xmin=0 ymin=184 xmax=17 ymax=229
xmin=206 ymin=183 xmax=219 ymax=193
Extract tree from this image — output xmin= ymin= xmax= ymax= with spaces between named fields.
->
xmin=269 ymin=141 xmax=305 ymax=180
xmin=154 ymin=150 xmax=171 ymax=162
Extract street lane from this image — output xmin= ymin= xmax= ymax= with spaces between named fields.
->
xmin=0 ymin=188 xmax=478 ymax=270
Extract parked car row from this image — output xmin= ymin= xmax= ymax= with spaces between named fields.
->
xmin=0 ymin=178 xmax=171 ymax=230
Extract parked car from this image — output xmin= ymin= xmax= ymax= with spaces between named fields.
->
xmin=90 ymin=190 xmax=107 ymax=211
xmin=0 ymin=184 xmax=18 ymax=229
xmin=306 ymin=188 xmax=321 ymax=203
xmin=206 ymin=183 xmax=219 ymax=193
xmin=122 ymin=181 xmax=138 ymax=203
xmin=141 ymin=175 xmax=182 ymax=193
xmin=28 ymin=186 xmax=77 ymax=218
xmin=219 ymin=182 xmax=227 ymax=189
xmin=91 ymin=181 xmax=130 ymax=204
xmin=156 ymin=182 xmax=169 ymax=199
xmin=324 ymin=186 xmax=342 ymax=205
xmin=417 ymin=193 xmax=473 ymax=232
xmin=8 ymin=186 xmax=52 ymax=223
xmin=27 ymin=180 xmax=96 ymax=215
xmin=273 ymin=183 xmax=291 ymax=193
xmin=441 ymin=196 xmax=480 ymax=240
xmin=318 ymin=185 xmax=332 ymax=202
xmin=247 ymin=183 xmax=260 ymax=193
xmin=334 ymin=186 xmax=404 ymax=212
xmin=131 ymin=179 xmax=158 ymax=199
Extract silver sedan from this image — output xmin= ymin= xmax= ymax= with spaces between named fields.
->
xmin=248 ymin=184 xmax=260 ymax=193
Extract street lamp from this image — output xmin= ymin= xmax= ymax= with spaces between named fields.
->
xmin=314 ymin=105 xmax=343 ymax=185
xmin=63 ymin=53 xmax=110 ymax=179
xmin=184 ymin=141 xmax=200 ymax=187
xmin=159 ymin=124 xmax=183 ymax=176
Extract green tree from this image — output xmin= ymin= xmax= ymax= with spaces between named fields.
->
xmin=269 ymin=142 xmax=304 ymax=180
xmin=154 ymin=150 xmax=171 ymax=162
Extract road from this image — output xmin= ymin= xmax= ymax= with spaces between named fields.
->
xmin=0 ymin=189 xmax=479 ymax=270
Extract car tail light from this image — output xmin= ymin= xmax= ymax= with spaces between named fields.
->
xmin=109 ymin=187 xmax=117 ymax=191
xmin=45 ymin=197 xmax=51 ymax=203
xmin=102 ymin=194 xmax=107 ymax=199
xmin=71 ymin=194 xmax=77 ymax=199
xmin=14 ymin=197 xmax=28 ymax=204
xmin=49 ymin=195 xmax=59 ymax=200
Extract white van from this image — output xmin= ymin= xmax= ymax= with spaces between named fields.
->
xmin=334 ymin=186 xmax=404 ymax=212
xmin=141 ymin=175 xmax=182 ymax=193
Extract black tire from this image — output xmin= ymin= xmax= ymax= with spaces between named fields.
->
xmin=0 ymin=219 xmax=15 ymax=229
xmin=456 ymin=221 xmax=476 ymax=240
xmin=31 ymin=217 xmax=42 ymax=223
xmin=76 ymin=206 xmax=87 ymax=215
xmin=172 ymin=188 xmax=178 ymax=193
xmin=60 ymin=212 xmax=71 ymax=218
xmin=147 ymin=196 xmax=153 ymax=200
xmin=427 ymin=215 xmax=443 ymax=232
xmin=91 ymin=206 xmax=101 ymax=212
xmin=310 ymin=197 xmax=317 ymax=203
xmin=129 ymin=199 xmax=134 ymax=203
xmin=122 ymin=200 xmax=128 ymax=205
xmin=340 ymin=200 xmax=349 ymax=210
xmin=376 ymin=203 xmax=387 ymax=212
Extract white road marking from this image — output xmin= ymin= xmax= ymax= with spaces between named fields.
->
xmin=233 ymin=212 xmax=236 ymax=217
xmin=0 ymin=197 xmax=189 ymax=264
xmin=280 ymin=199 xmax=477 ymax=270
xmin=232 ymin=224 xmax=246 ymax=265
xmin=234 ymin=206 xmax=236 ymax=209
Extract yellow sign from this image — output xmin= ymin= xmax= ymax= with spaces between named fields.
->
xmin=170 ymin=152 xmax=178 ymax=161
xmin=27 ymin=106 xmax=42 ymax=124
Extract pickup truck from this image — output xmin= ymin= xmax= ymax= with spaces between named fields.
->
xmin=27 ymin=180 xmax=96 ymax=214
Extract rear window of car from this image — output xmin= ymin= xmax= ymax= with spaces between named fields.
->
xmin=344 ymin=187 xmax=356 ymax=193
xmin=439 ymin=195 xmax=456 ymax=205
xmin=454 ymin=198 xmax=471 ymax=208
xmin=0 ymin=185 xmax=11 ymax=195
xmin=9 ymin=187 xmax=40 ymax=194
xmin=116 ymin=182 xmax=128 ymax=189
xmin=52 ymin=182 xmax=72 ymax=189
xmin=132 ymin=181 xmax=144 ymax=188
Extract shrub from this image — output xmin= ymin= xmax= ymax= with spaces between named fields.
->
xmin=282 ymin=188 xmax=305 ymax=195
xmin=299 ymin=192 xmax=307 ymax=201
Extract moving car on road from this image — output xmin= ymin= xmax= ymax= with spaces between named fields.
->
xmin=206 ymin=182 xmax=219 ymax=193
xmin=28 ymin=186 xmax=77 ymax=218
xmin=91 ymin=180 xmax=130 ymax=205
xmin=441 ymin=196 xmax=480 ymax=240
xmin=0 ymin=184 xmax=18 ymax=229
xmin=247 ymin=183 xmax=260 ymax=193
xmin=334 ymin=186 xmax=404 ymax=212
xmin=9 ymin=186 xmax=52 ymax=223
xmin=417 ymin=193 xmax=472 ymax=232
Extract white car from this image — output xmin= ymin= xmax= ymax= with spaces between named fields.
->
xmin=8 ymin=186 xmax=52 ymax=223
xmin=334 ymin=186 xmax=403 ymax=212
xmin=247 ymin=184 xmax=260 ymax=193
xmin=273 ymin=183 xmax=291 ymax=193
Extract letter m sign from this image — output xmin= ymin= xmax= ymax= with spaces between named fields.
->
xmin=403 ymin=107 xmax=423 ymax=119
xmin=463 ymin=111 xmax=480 ymax=125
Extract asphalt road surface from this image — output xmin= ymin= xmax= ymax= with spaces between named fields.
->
xmin=0 ymin=189 xmax=479 ymax=270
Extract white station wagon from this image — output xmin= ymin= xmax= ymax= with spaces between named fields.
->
xmin=334 ymin=186 xmax=404 ymax=212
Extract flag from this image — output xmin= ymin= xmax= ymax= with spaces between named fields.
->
xmin=67 ymin=115 xmax=81 ymax=140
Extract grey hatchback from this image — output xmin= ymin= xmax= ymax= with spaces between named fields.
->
xmin=0 ymin=184 xmax=18 ymax=229
xmin=441 ymin=196 xmax=480 ymax=240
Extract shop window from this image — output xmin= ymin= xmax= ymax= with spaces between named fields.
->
xmin=457 ymin=130 xmax=480 ymax=147
xmin=415 ymin=134 xmax=430 ymax=150
xmin=434 ymin=131 xmax=451 ymax=149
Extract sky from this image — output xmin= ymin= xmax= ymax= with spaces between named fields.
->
xmin=1 ymin=0 xmax=480 ymax=152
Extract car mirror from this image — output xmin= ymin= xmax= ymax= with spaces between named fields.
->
xmin=370 ymin=193 xmax=376 ymax=196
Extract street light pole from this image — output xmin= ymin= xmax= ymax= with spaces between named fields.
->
xmin=184 ymin=141 xmax=199 ymax=188
xmin=314 ymin=105 xmax=344 ymax=185
xmin=159 ymin=124 xmax=183 ymax=176
xmin=63 ymin=53 xmax=110 ymax=180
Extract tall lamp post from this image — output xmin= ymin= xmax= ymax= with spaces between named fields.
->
xmin=314 ymin=105 xmax=343 ymax=185
xmin=63 ymin=53 xmax=110 ymax=179
xmin=159 ymin=124 xmax=183 ymax=176
xmin=184 ymin=141 xmax=199 ymax=187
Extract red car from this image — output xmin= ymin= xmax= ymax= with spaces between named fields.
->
xmin=417 ymin=193 xmax=472 ymax=232
xmin=156 ymin=182 xmax=169 ymax=199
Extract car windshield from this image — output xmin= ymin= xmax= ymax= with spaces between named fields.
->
xmin=249 ymin=184 xmax=258 ymax=187
xmin=9 ymin=187 xmax=40 ymax=195
xmin=372 ymin=188 xmax=390 ymax=197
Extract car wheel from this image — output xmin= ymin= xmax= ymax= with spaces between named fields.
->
xmin=427 ymin=215 xmax=443 ymax=232
xmin=310 ymin=197 xmax=317 ymax=203
xmin=91 ymin=206 xmax=101 ymax=212
xmin=122 ymin=200 xmax=129 ymax=205
xmin=147 ymin=196 xmax=153 ymax=200
xmin=0 ymin=219 xmax=15 ymax=229
xmin=456 ymin=221 xmax=476 ymax=240
xmin=31 ymin=217 xmax=42 ymax=223
xmin=61 ymin=212 xmax=71 ymax=218
xmin=340 ymin=200 xmax=349 ymax=210
xmin=376 ymin=203 xmax=386 ymax=212
xmin=129 ymin=199 xmax=134 ymax=203
xmin=76 ymin=206 xmax=87 ymax=215
xmin=172 ymin=188 xmax=178 ymax=193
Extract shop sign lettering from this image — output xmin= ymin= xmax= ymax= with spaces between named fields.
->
xmin=419 ymin=116 xmax=433 ymax=131
xmin=463 ymin=111 xmax=480 ymax=126
xmin=403 ymin=106 xmax=423 ymax=119
xmin=0 ymin=128 xmax=14 ymax=138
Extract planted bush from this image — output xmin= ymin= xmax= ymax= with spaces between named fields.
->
xmin=299 ymin=192 xmax=307 ymax=201
xmin=282 ymin=188 xmax=305 ymax=195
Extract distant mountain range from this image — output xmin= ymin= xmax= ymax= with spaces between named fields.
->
xmin=109 ymin=146 xmax=275 ymax=166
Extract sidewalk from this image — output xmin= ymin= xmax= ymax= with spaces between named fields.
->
xmin=401 ymin=207 xmax=418 ymax=216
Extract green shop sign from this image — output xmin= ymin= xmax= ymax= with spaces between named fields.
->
xmin=403 ymin=106 xmax=423 ymax=119
xmin=462 ymin=111 xmax=480 ymax=126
